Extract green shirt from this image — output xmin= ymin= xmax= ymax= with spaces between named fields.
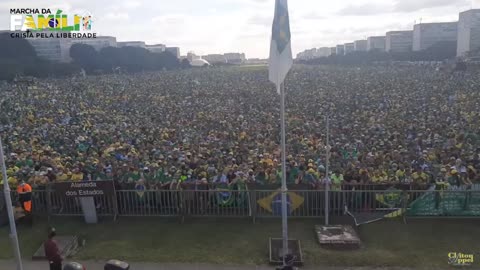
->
xmin=276 ymin=170 xmax=282 ymax=184
xmin=255 ymin=173 xmax=266 ymax=185
xmin=154 ymin=169 xmax=167 ymax=182
xmin=78 ymin=143 xmax=89 ymax=152
xmin=128 ymin=172 xmax=141 ymax=182
xmin=163 ymin=174 xmax=173 ymax=184
xmin=331 ymin=174 xmax=344 ymax=190
xmin=289 ymin=167 xmax=299 ymax=183
xmin=16 ymin=159 xmax=34 ymax=168
xmin=95 ymin=173 xmax=105 ymax=181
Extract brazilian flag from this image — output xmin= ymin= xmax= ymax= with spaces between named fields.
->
xmin=215 ymin=183 xmax=249 ymax=207
xmin=257 ymin=191 xmax=304 ymax=216
xmin=268 ymin=0 xmax=293 ymax=90
xmin=135 ymin=182 xmax=146 ymax=205
xmin=216 ymin=183 xmax=234 ymax=207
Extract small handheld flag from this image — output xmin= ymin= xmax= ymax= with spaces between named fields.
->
xmin=268 ymin=0 xmax=293 ymax=92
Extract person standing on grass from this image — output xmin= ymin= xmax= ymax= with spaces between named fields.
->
xmin=44 ymin=227 xmax=63 ymax=270
xmin=16 ymin=180 xmax=33 ymax=225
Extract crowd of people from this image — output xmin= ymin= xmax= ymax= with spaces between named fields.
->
xmin=1 ymin=65 xmax=479 ymax=192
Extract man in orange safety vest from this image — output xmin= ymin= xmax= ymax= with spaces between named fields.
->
xmin=17 ymin=180 xmax=33 ymax=225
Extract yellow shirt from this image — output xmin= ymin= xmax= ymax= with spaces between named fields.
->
xmin=371 ymin=172 xmax=387 ymax=182
xmin=265 ymin=159 xmax=274 ymax=167
xmin=31 ymin=175 xmax=47 ymax=185
xmin=71 ymin=173 xmax=84 ymax=182
xmin=57 ymin=173 xmax=69 ymax=181
xmin=395 ymin=169 xmax=406 ymax=181
xmin=0 ymin=176 xmax=18 ymax=187
xmin=371 ymin=175 xmax=381 ymax=183
xmin=412 ymin=172 xmax=428 ymax=183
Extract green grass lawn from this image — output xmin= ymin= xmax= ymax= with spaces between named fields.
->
xmin=1 ymin=217 xmax=479 ymax=269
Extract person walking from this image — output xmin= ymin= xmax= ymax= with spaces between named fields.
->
xmin=44 ymin=227 xmax=63 ymax=270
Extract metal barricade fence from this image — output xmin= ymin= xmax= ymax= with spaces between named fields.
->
xmin=254 ymin=189 xmax=408 ymax=218
xmin=18 ymin=186 xmax=480 ymax=219
xmin=16 ymin=189 xmax=116 ymax=217
xmin=31 ymin=189 xmax=48 ymax=215
xmin=255 ymin=190 xmax=325 ymax=218
xmin=10 ymin=190 xmax=49 ymax=216
xmin=48 ymin=189 xmax=116 ymax=217
xmin=116 ymin=190 xmax=180 ymax=216
xmin=181 ymin=189 xmax=251 ymax=217
xmin=116 ymin=189 xmax=252 ymax=217
xmin=330 ymin=189 xmax=406 ymax=215
xmin=49 ymin=191 xmax=83 ymax=216
xmin=14 ymin=189 xmax=414 ymax=218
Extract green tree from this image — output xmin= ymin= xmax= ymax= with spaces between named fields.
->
xmin=181 ymin=58 xmax=192 ymax=69
xmin=70 ymin=43 xmax=99 ymax=73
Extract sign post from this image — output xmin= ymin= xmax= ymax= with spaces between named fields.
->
xmin=54 ymin=181 xmax=114 ymax=223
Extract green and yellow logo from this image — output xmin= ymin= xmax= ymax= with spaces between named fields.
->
xmin=448 ymin=252 xmax=474 ymax=266
xmin=10 ymin=8 xmax=92 ymax=32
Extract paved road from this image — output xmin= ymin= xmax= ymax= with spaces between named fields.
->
xmin=0 ymin=261 xmax=415 ymax=270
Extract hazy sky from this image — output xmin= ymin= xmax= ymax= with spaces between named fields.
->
xmin=1 ymin=0 xmax=478 ymax=58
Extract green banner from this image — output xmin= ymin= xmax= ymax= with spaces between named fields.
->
xmin=408 ymin=184 xmax=480 ymax=216
xmin=215 ymin=183 xmax=249 ymax=207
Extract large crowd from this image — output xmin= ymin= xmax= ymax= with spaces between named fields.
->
xmin=1 ymin=65 xmax=479 ymax=191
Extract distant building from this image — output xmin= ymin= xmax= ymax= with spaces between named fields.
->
xmin=296 ymin=51 xmax=306 ymax=60
xmin=386 ymin=31 xmax=413 ymax=53
xmin=244 ymin=58 xmax=268 ymax=65
xmin=146 ymin=44 xmax=166 ymax=53
xmin=307 ymin=48 xmax=317 ymax=58
xmin=27 ymin=38 xmax=71 ymax=62
xmin=203 ymin=54 xmax=227 ymax=64
xmin=336 ymin=45 xmax=345 ymax=55
xmin=187 ymin=52 xmax=200 ymax=61
xmin=25 ymin=33 xmax=117 ymax=62
xmin=224 ymin=53 xmax=246 ymax=64
xmin=344 ymin=43 xmax=355 ymax=54
xmin=190 ymin=58 xmax=210 ymax=67
xmin=117 ymin=41 xmax=146 ymax=48
xmin=70 ymin=36 xmax=117 ymax=51
xmin=300 ymin=48 xmax=317 ymax=60
xmin=297 ymin=47 xmax=331 ymax=59
xmin=413 ymin=22 xmax=457 ymax=51
xmin=354 ymin=40 xmax=367 ymax=51
xmin=457 ymin=9 xmax=480 ymax=57
xmin=367 ymin=36 xmax=386 ymax=51
xmin=330 ymin=47 xmax=337 ymax=55
xmin=166 ymin=47 xmax=181 ymax=58
xmin=317 ymin=47 xmax=331 ymax=57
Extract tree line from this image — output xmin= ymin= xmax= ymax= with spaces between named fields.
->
xmin=0 ymin=33 xmax=189 ymax=81
xmin=0 ymin=33 xmax=78 ymax=81
xmin=70 ymin=43 xmax=191 ymax=74
xmin=299 ymin=41 xmax=457 ymax=65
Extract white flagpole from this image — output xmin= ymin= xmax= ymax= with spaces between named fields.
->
xmin=0 ymin=135 xmax=24 ymax=270
xmin=279 ymin=82 xmax=289 ymax=265
xmin=324 ymin=115 xmax=330 ymax=226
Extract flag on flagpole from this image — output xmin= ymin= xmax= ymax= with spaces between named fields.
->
xmin=269 ymin=0 xmax=293 ymax=92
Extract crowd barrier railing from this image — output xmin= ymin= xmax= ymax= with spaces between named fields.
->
xmin=11 ymin=183 xmax=480 ymax=220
